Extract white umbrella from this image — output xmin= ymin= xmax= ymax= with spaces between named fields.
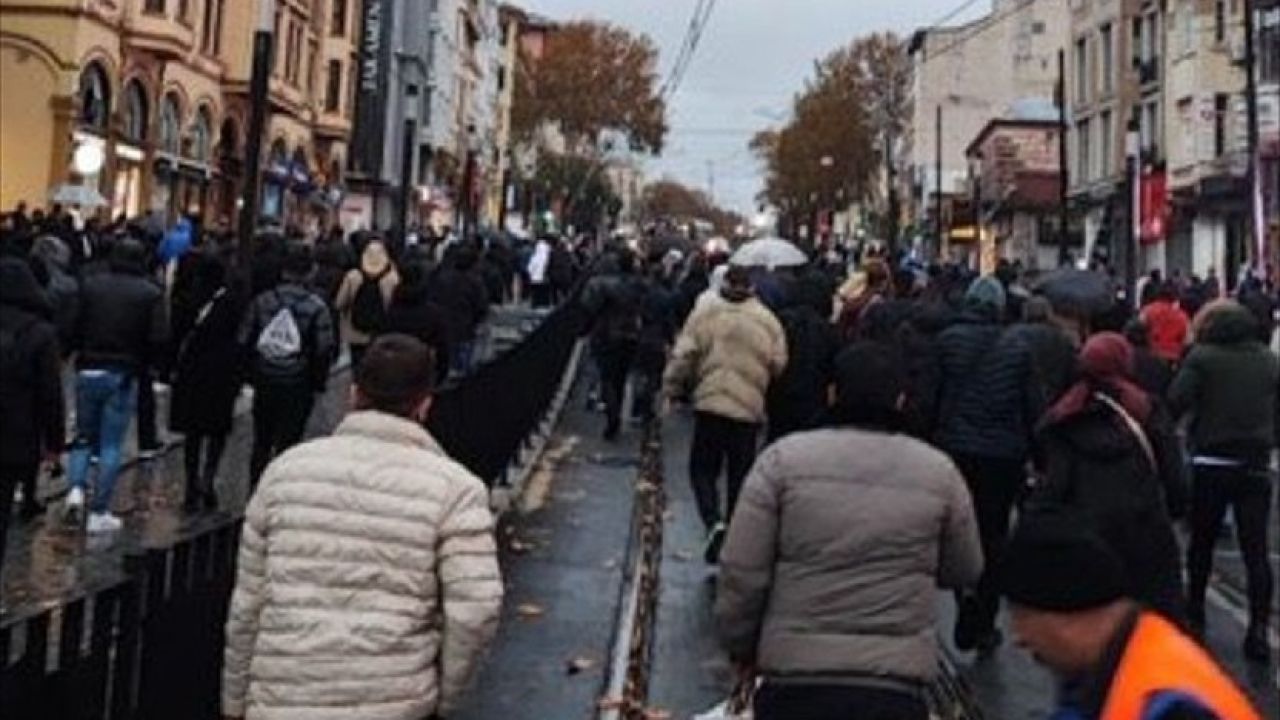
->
xmin=48 ymin=183 xmax=108 ymax=208
xmin=729 ymin=236 xmax=807 ymax=269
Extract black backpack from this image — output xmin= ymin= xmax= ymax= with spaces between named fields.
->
xmin=350 ymin=269 xmax=389 ymax=334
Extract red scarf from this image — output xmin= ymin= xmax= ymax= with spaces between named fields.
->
xmin=1046 ymin=332 xmax=1152 ymax=425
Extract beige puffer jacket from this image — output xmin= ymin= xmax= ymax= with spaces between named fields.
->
xmin=663 ymin=294 xmax=787 ymax=424
xmin=222 ymin=411 xmax=503 ymax=720
xmin=716 ymin=429 xmax=982 ymax=682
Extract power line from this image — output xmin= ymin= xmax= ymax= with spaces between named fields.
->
xmin=660 ymin=0 xmax=719 ymax=100
xmin=925 ymin=0 xmax=987 ymax=32
xmin=918 ymin=0 xmax=1037 ymax=66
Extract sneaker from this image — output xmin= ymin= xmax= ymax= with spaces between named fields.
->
xmin=86 ymin=512 xmax=123 ymax=534
xmin=704 ymin=523 xmax=727 ymax=565
xmin=64 ymin=487 xmax=85 ymax=524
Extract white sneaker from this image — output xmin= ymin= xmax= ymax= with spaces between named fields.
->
xmin=64 ymin=487 xmax=85 ymax=523
xmin=86 ymin=512 xmax=123 ymax=533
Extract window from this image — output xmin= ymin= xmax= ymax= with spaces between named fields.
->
xmin=285 ymin=21 xmax=300 ymax=85
xmin=123 ymin=81 xmax=150 ymax=142
xmin=1214 ymin=93 xmax=1228 ymax=157
xmin=497 ymin=66 xmax=506 ymax=93
xmin=1099 ymin=109 xmax=1113 ymax=176
xmin=1077 ymin=117 xmax=1092 ymax=181
xmin=178 ymin=0 xmax=190 ymax=24
xmin=330 ymin=0 xmax=346 ymax=37
xmin=200 ymin=0 xmax=225 ymax=53
xmin=307 ymin=44 xmax=318 ymax=97
xmin=190 ymin=107 xmax=212 ymax=161
xmin=1099 ymin=23 xmax=1114 ymax=94
xmin=1031 ymin=21 xmax=1046 ymax=35
xmin=347 ymin=60 xmax=357 ymax=119
xmin=78 ymin=63 xmax=111 ymax=130
xmin=212 ymin=0 xmax=224 ymax=53
xmin=144 ymin=0 xmax=165 ymax=14
xmin=1215 ymin=0 xmax=1226 ymax=43
xmin=1261 ymin=17 xmax=1279 ymax=85
xmin=1142 ymin=100 xmax=1160 ymax=155
xmin=159 ymin=94 xmax=182 ymax=155
xmin=325 ymin=59 xmax=342 ymax=112
xmin=1074 ymin=36 xmax=1088 ymax=103
xmin=273 ymin=11 xmax=283 ymax=75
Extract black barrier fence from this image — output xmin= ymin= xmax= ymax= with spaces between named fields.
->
xmin=427 ymin=299 xmax=587 ymax=484
xmin=1 ymin=297 xmax=590 ymax=718
xmin=0 ymin=520 xmax=243 ymax=720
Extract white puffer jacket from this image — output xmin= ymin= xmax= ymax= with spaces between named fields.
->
xmin=222 ymin=411 xmax=503 ymax=720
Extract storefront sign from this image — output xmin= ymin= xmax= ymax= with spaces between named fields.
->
xmin=1140 ymin=168 xmax=1168 ymax=245
xmin=350 ymin=0 xmax=393 ymax=177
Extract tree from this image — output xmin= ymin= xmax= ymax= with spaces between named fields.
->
xmin=640 ymin=179 xmax=743 ymax=236
xmin=513 ymin=21 xmax=668 ymax=154
xmin=751 ymin=33 xmax=911 ymax=240
xmin=525 ymin=152 xmax=621 ymax=232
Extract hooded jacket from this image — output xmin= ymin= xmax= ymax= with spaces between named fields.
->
xmin=0 ymin=257 xmax=64 ymax=465
xmin=664 ymin=290 xmax=787 ymax=424
xmin=75 ymin=254 xmax=167 ymax=374
xmin=1169 ymin=302 xmax=1280 ymax=462
xmin=335 ymin=242 xmax=400 ymax=347
xmin=222 ymin=411 xmax=503 ymax=720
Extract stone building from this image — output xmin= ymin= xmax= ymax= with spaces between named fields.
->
xmin=967 ymin=115 xmax=1064 ymax=270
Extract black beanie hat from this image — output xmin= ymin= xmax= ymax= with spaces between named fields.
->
xmin=999 ymin=512 xmax=1128 ymax=612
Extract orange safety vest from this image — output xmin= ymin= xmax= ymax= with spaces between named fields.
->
xmin=1100 ymin=612 xmax=1262 ymax=720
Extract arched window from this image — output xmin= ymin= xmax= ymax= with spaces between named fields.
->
xmin=190 ymin=106 xmax=213 ymax=161
xmin=123 ymin=80 xmax=150 ymax=143
xmin=78 ymin=63 xmax=112 ymax=130
xmin=159 ymin=93 xmax=182 ymax=155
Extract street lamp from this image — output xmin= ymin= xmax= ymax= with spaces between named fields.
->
xmin=73 ymin=142 xmax=106 ymax=176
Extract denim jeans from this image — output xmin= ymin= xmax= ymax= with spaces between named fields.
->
xmin=67 ymin=369 xmax=137 ymax=514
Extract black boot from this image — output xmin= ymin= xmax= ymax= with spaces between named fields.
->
xmin=1243 ymin=624 xmax=1271 ymax=664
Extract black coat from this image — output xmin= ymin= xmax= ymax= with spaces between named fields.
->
xmin=169 ymin=287 xmax=246 ymax=436
xmin=767 ymin=305 xmax=839 ymax=441
xmin=0 ymin=258 xmax=64 ymax=465
xmin=75 ymin=268 xmax=167 ymax=374
xmin=383 ymin=286 xmax=451 ymax=385
xmin=1033 ymin=398 xmax=1187 ymax=621
xmin=426 ymin=267 xmax=489 ymax=345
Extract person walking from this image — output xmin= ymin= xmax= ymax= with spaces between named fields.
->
xmin=61 ymin=239 xmax=167 ymax=532
xmin=765 ymin=271 xmax=839 ymax=442
xmin=0 ymin=258 xmax=64 ymax=549
xmin=663 ymin=265 xmax=787 ymax=563
xmin=716 ymin=343 xmax=982 ymax=720
xmin=383 ymin=258 xmax=451 ymax=387
xmin=168 ymin=250 xmax=244 ymax=512
xmin=1032 ymin=333 xmax=1187 ymax=623
xmin=526 ymin=235 xmax=554 ymax=308
xmin=1140 ymin=283 xmax=1190 ymax=365
xmin=1169 ymin=300 xmax=1278 ymax=663
xmin=426 ymin=242 xmax=490 ymax=377
xmin=931 ymin=275 xmax=1030 ymax=653
xmin=583 ymin=251 xmax=647 ymax=440
xmin=222 ymin=335 xmax=503 ymax=720
xmin=1002 ymin=513 xmax=1263 ymax=720
xmin=239 ymin=243 xmax=336 ymax=489
xmin=335 ymin=238 xmax=398 ymax=369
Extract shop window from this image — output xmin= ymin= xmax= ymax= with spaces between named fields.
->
xmin=144 ymin=0 xmax=166 ymax=14
xmin=78 ymin=63 xmax=112 ymax=130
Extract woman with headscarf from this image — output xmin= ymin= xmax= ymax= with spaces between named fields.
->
xmin=335 ymin=238 xmax=399 ymax=368
xmin=1031 ymin=332 xmax=1187 ymax=623
xmin=836 ymin=258 xmax=892 ymax=344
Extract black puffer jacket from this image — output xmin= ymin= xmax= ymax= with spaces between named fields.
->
xmin=766 ymin=279 xmax=839 ymax=442
xmin=0 ymin=257 xmax=64 ymax=465
xmin=426 ymin=266 xmax=490 ymax=345
xmin=1032 ymin=398 xmax=1186 ymax=621
xmin=75 ymin=264 xmax=167 ymax=374
xmin=384 ymin=282 xmax=451 ymax=386
xmin=933 ymin=306 xmax=1019 ymax=459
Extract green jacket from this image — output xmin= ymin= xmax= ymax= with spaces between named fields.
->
xmin=1169 ymin=303 xmax=1280 ymax=462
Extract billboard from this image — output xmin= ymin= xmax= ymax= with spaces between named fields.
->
xmin=349 ymin=0 xmax=394 ymax=178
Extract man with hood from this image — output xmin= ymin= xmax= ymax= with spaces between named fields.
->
xmin=64 ymin=239 xmax=168 ymax=532
xmin=1169 ymin=301 xmax=1278 ymax=663
xmin=664 ymin=265 xmax=787 ymax=563
xmin=0 ymin=258 xmax=64 ymax=547
xmin=932 ymin=275 xmax=1037 ymax=653
xmin=716 ymin=343 xmax=981 ymax=719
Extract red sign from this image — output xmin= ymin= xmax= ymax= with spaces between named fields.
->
xmin=1140 ymin=169 xmax=1169 ymax=245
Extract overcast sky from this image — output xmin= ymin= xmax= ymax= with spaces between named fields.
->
xmin=521 ymin=0 xmax=990 ymax=214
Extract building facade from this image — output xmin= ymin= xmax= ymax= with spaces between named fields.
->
xmin=1 ymin=0 xmax=355 ymax=231
xmin=967 ymin=117 xmax=1064 ymax=270
xmin=905 ymin=0 xmax=1067 ymax=254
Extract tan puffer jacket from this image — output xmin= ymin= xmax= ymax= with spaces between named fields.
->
xmin=222 ymin=411 xmax=503 ymax=720
xmin=663 ymin=294 xmax=787 ymax=424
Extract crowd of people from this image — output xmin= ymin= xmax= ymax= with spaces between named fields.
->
xmin=0 ymin=203 xmax=588 ymax=563
xmin=574 ymin=242 xmax=1274 ymax=719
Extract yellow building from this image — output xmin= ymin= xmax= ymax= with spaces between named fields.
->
xmin=0 ymin=0 xmax=354 ymax=230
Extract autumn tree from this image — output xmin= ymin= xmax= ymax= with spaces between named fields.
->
xmin=640 ymin=179 xmax=743 ymax=236
xmin=752 ymin=33 xmax=911 ymax=239
xmin=513 ymin=21 xmax=668 ymax=154
xmin=524 ymin=151 xmax=621 ymax=232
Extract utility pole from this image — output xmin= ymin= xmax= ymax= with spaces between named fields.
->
xmin=395 ymin=83 xmax=418 ymax=245
xmin=1243 ymin=0 xmax=1263 ymax=271
xmin=935 ymin=104 xmax=943 ymax=259
xmin=237 ymin=0 xmax=275 ymax=268
xmin=1057 ymin=48 xmax=1071 ymax=267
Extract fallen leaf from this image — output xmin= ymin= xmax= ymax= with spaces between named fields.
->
xmin=597 ymin=696 xmax=626 ymax=711
xmin=565 ymin=655 xmax=596 ymax=674
xmin=643 ymin=708 xmax=672 ymax=720
xmin=515 ymin=603 xmax=545 ymax=619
